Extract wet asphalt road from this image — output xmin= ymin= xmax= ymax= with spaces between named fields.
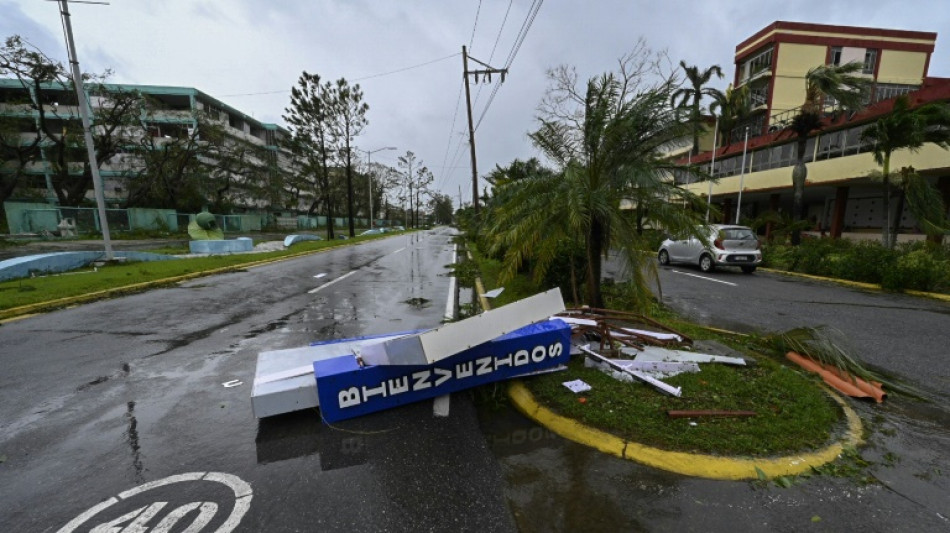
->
xmin=2 ymin=235 xmax=949 ymax=532
xmin=0 ymin=228 xmax=518 ymax=532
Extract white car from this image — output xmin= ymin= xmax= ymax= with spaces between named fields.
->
xmin=658 ymin=224 xmax=762 ymax=273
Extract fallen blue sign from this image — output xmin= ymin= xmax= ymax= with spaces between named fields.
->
xmin=314 ymin=319 xmax=571 ymax=422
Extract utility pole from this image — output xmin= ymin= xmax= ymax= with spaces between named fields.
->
xmin=59 ymin=0 xmax=114 ymax=260
xmin=462 ymin=45 xmax=507 ymax=215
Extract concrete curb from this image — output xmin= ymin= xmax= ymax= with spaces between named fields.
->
xmin=759 ymin=267 xmax=950 ymax=303
xmin=508 ymin=380 xmax=863 ymax=480
xmin=0 ymin=240 xmax=358 ymax=323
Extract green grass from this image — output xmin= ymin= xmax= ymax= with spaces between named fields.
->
xmin=467 ymin=242 xmax=843 ymax=457
xmin=526 ymin=354 xmax=839 ymax=456
xmin=0 ymin=232 xmax=402 ymax=313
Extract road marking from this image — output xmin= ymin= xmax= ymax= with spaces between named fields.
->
xmin=313 ymin=273 xmax=327 ymax=278
xmin=308 ymin=270 xmax=358 ymax=294
xmin=435 ymin=242 xmax=459 ymax=418
xmin=57 ymin=471 xmax=252 ymax=533
xmin=671 ymin=269 xmax=737 ymax=286
xmin=389 ymin=247 xmax=406 ymax=255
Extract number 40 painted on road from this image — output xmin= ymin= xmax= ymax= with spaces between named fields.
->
xmin=56 ymin=472 xmax=252 ymax=533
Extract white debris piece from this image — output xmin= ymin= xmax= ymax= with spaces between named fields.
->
xmin=362 ymin=288 xmax=565 ymax=365
xmin=551 ymin=316 xmax=598 ymax=327
xmin=623 ymin=346 xmax=746 ymax=366
xmin=579 ymin=345 xmax=682 ymax=397
xmin=616 ymin=328 xmax=683 ymax=343
xmin=563 ymin=379 xmax=592 ymax=393
xmin=483 ymin=287 xmax=505 ymax=298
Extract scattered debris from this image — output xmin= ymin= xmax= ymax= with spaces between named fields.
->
xmin=483 ymin=287 xmax=504 ymax=298
xmin=786 ymin=351 xmax=886 ymax=402
xmin=579 ymin=345 xmax=682 ymax=397
xmin=222 ymin=380 xmax=243 ymax=388
xmin=667 ymin=410 xmax=757 ymax=418
xmin=563 ymin=379 xmax=592 ymax=393
xmin=625 ymin=346 xmax=747 ymax=366
xmin=313 ymin=273 xmax=327 ymax=279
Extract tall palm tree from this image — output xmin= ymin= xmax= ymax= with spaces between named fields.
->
xmin=708 ymin=83 xmax=751 ymax=146
xmin=671 ymin=61 xmax=723 ymax=156
xmin=489 ymin=73 xmax=709 ymax=309
xmin=861 ymin=95 xmax=950 ymax=247
xmin=787 ymin=62 xmax=870 ymax=244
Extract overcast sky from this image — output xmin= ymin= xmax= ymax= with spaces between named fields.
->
xmin=4 ymin=0 xmax=949 ymax=206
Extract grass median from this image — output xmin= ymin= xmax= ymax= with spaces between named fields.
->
xmin=471 ymin=252 xmax=844 ymax=457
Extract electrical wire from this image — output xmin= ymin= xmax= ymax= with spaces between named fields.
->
xmin=468 ymin=0 xmax=482 ymax=50
xmin=220 ymin=52 xmax=460 ymax=97
xmin=473 ymin=0 xmax=543 ymax=130
xmin=436 ymin=81 xmax=465 ymax=191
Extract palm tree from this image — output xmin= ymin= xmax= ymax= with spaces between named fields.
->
xmin=708 ymin=83 xmax=751 ymax=146
xmin=671 ymin=61 xmax=723 ymax=156
xmin=787 ymin=62 xmax=871 ymax=244
xmin=489 ymin=72 xmax=709 ymax=309
xmin=861 ymin=96 xmax=950 ymax=247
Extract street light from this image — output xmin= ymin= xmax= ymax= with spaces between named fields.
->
xmin=360 ymin=146 xmax=396 ymax=228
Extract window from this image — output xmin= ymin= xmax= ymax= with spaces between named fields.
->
xmin=741 ymin=46 xmax=774 ymax=82
xmin=863 ymin=49 xmax=877 ymax=75
xmin=830 ymin=47 xmax=842 ymax=66
xmin=873 ymin=83 xmax=919 ymax=103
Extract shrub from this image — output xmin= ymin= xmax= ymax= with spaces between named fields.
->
xmin=882 ymin=249 xmax=947 ymax=292
xmin=828 ymin=240 xmax=893 ymax=284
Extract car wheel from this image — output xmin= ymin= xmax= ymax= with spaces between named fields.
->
xmin=699 ymin=254 xmax=714 ymax=273
xmin=658 ymin=249 xmax=670 ymax=266
xmin=741 ymin=265 xmax=757 ymax=274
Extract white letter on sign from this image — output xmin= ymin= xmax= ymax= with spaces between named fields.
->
xmin=339 ymin=387 xmax=361 ymax=408
xmin=531 ymin=345 xmax=546 ymax=363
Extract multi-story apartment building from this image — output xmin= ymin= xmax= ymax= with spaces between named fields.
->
xmin=0 ymin=78 xmax=298 ymax=211
xmin=681 ymin=21 xmax=950 ymax=240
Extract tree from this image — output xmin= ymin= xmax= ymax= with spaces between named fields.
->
xmin=787 ymin=62 xmax=870 ymax=244
xmin=123 ymin=116 xmax=207 ymax=210
xmin=283 ymin=72 xmax=338 ymax=239
xmin=329 ymin=78 xmax=368 ymax=237
xmin=861 ymin=95 xmax=950 ymax=247
xmin=1 ymin=35 xmax=143 ymax=207
xmin=429 ymin=193 xmax=454 ymax=225
xmin=396 ymin=151 xmax=431 ymax=228
xmin=670 ymin=61 xmax=722 ymax=156
xmin=492 ymin=47 xmax=711 ymax=308
xmin=708 ymin=83 xmax=751 ymax=146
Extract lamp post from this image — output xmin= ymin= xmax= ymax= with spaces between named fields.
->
xmin=735 ymin=126 xmax=750 ymax=225
xmin=360 ymin=146 xmax=396 ymax=228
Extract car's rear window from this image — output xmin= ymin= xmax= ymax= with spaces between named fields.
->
xmin=720 ymin=228 xmax=756 ymax=240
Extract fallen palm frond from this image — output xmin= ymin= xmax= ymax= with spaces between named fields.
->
xmin=772 ymin=326 xmax=926 ymax=400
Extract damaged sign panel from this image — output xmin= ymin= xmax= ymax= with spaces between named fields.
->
xmin=315 ymin=320 xmax=571 ymax=422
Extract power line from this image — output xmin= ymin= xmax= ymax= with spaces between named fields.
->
xmin=504 ymin=0 xmax=542 ymax=68
xmin=468 ymin=0 xmax=482 ymax=50
xmin=220 ymin=52 xmax=460 ymax=97
xmin=437 ymin=81 xmax=465 ymax=192
xmin=473 ymin=0 xmax=543 ymax=131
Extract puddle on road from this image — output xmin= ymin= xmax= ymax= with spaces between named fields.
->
xmin=404 ymin=297 xmax=431 ymax=309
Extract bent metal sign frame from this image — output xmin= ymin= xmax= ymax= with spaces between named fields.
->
xmin=314 ymin=320 xmax=571 ymax=422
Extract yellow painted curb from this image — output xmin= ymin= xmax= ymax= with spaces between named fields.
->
xmin=508 ymin=381 xmax=863 ymax=480
xmin=760 ymin=268 xmax=950 ymax=303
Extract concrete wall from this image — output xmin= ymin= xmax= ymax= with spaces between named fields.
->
xmin=878 ymin=50 xmax=928 ymax=84
xmin=771 ymin=43 xmax=827 ymax=113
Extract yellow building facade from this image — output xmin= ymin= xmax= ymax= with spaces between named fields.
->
xmin=684 ymin=21 xmax=949 ymax=240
